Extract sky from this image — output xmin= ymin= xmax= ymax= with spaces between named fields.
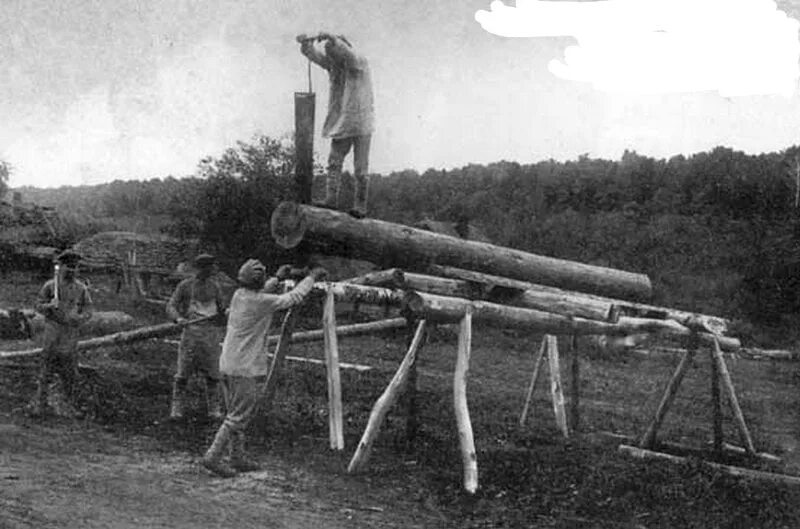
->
xmin=2 ymin=0 xmax=800 ymax=188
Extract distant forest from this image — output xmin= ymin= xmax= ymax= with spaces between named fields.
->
xmin=14 ymin=137 xmax=800 ymax=345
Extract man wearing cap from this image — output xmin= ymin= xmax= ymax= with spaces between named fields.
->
xmin=297 ymin=32 xmax=374 ymax=218
xmin=201 ymin=259 xmax=326 ymax=477
xmin=166 ymin=253 xmax=228 ymax=420
xmin=29 ymin=250 xmax=93 ymax=417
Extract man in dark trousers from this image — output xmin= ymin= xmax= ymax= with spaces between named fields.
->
xmin=29 ymin=250 xmax=93 ymax=417
xmin=166 ymin=253 xmax=227 ymax=420
xmin=297 ymin=32 xmax=375 ymax=218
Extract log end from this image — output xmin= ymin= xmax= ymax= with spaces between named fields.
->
xmin=271 ymin=201 xmax=308 ymax=249
xmin=402 ymin=291 xmax=425 ymax=315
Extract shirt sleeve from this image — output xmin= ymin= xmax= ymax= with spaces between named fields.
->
xmin=271 ymin=276 xmax=315 ymax=311
xmin=301 ymin=41 xmax=332 ymax=70
xmin=262 ymin=277 xmax=281 ymax=294
xmin=166 ymin=280 xmax=189 ymax=321
xmin=35 ymin=281 xmax=53 ymax=313
xmin=325 ymin=37 xmax=364 ymax=69
xmin=76 ymin=284 xmax=93 ymax=324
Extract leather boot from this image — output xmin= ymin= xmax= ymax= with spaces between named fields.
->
xmin=169 ymin=379 xmax=187 ymax=420
xmin=230 ymin=431 xmax=261 ymax=472
xmin=349 ymin=175 xmax=368 ymax=218
xmin=315 ymin=170 xmax=341 ymax=210
xmin=206 ymin=379 xmax=224 ymax=421
xmin=201 ymin=424 xmax=237 ymax=478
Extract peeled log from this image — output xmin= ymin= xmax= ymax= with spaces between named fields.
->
xmin=271 ymin=202 xmax=652 ymax=301
xmin=283 ymin=281 xmax=404 ymax=307
xmin=398 ymin=271 xmax=612 ymax=321
xmin=403 ymin=292 xmax=740 ymax=351
xmin=429 ymin=265 xmax=730 ymax=335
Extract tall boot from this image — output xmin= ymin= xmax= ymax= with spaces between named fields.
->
xmin=205 ymin=379 xmax=224 ymax=420
xmin=317 ymin=169 xmax=341 ymax=210
xmin=201 ymin=424 xmax=237 ymax=478
xmin=230 ymin=430 xmax=261 ymax=472
xmin=170 ymin=378 xmax=187 ymax=420
xmin=349 ymin=174 xmax=368 ymax=218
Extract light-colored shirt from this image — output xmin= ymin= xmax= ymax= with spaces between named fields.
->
xmin=302 ymin=37 xmax=375 ymax=139
xmin=219 ymin=277 xmax=315 ymax=377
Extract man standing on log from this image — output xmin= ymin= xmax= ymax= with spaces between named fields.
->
xmin=28 ymin=250 xmax=93 ymax=417
xmin=297 ymin=32 xmax=375 ymax=218
xmin=166 ymin=253 xmax=227 ymax=421
xmin=201 ymin=260 xmax=326 ymax=477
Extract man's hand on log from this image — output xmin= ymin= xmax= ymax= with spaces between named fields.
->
xmin=276 ymin=264 xmax=293 ymax=280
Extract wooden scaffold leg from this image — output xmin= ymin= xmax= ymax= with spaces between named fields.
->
xmin=711 ymin=336 xmax=756 ymax=455
xmin=347 ymin=320 xmax=427 ymax=474
xmin=454 ymin=308 xmax=478 ymax=494
xmin=639 ymin=340 xmax=697 ymax=449
xmin=323 ymin=289 xmax=344 ymax=450
xmin=518 ymin=335 xmax=570 ymax=438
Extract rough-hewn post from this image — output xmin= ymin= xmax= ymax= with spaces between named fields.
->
xmin=323 ymin=290 xmax=344 ymax=450
xmin=454 ymin=308 xmax=478 ymax=494
xmin=347 ymin=320 xmax=427 ymax=473
xmin=294 ymin=92 xmax=315 ymax=204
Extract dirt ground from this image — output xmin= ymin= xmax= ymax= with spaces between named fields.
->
xmin=4 ymin=270 xmax=800 ymax=528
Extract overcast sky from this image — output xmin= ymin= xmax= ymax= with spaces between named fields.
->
xmin=2 ymin=0 xmax=800 ymax=188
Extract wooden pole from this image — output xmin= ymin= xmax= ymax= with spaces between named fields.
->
xmin=639 ymin=345 xmax=696 ymax=449
xmin=454 ymin=308 xmax=478 ymax=494
xmin=343 ymin=268 xmax=404 ymax=287
xmin=404 ymin=316 xmax=423 ymax=446
xmin=347 ymin=320 xmax=427 ymax=473
xmin=547 ymin=335 xmax=569 ymax=438
xmin=710 ymin=344 xmax=723 ymax=456
xmin=711 ymin=336 xmax=756 ymax=455
xmin=261 ymin=310 xmax=297 ymax=409
xmin=271 ymin=201 xmax=653 ymax=301
xmin=294 ymin=92 xmax=315 ymax=204
xmin=519 ymin=337 xmax=548 ymax=427
xmin=428 ymin=265 xmax=731 ymax=334
xmin=403 ymin=291 xmax=741 ymax=350
xmin=570 ymin=334 xmax=580 ymax=433
xmin=619 ymin=445 xmax=800 ymax=487
xmin=323 ymin=290 xmax=344 ymax=450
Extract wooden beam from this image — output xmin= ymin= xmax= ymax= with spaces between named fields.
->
xmin=712 ymin=336 xmax=756 ymax=455
xmin=710 ymin=344 xmax=723 ymax=456
xmin=271 ymin=201 xmax=653 ymax=301
xmin=283 ymin=280 xmax=404 ymax=307
xmin=343 ymin=269 xmax=404 ymax=287
xmin=639 ymin=346 xmax=696 ymax=449
xmin=347 ymin=320 xmax=427 ymax=473
xmin=323 ymin=290 xmax=344 ymax=450
xmin=454 ymin=308 xmax=478 ymax=494
xmin=402 ymin=291 xmax=741 ymax=350
xmin=619 ymin=445 xmax=800 ymax=487
xmin=429 ymin=264 xmax=730 ymax=334
xmin=570 ymin=334 xmax=580 ymax=433
xmin=294 ymin=91 xmax=315 ymax=204
xmin=519 ymin=337 xmax=548 ymax=427
xmin=547 ymin=335 xmax=569 ymax=438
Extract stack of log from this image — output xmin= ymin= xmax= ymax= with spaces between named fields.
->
xmin=270 ymin=202 xmax=746 ymax=493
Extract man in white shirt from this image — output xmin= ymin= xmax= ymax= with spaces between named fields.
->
xmin=201 ymin=259 xmax=326 ymax=477
xmin=298 ymin=32 xmax=375 ymax=218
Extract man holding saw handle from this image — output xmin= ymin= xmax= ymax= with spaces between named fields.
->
xmin=297 ymin=31 xmax=375 ymax=218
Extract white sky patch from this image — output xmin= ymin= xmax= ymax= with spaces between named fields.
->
xmin=4 ymin=36 xmax=297 ymax=188
xmin=475 ymin=0 xmax=800 ymax=96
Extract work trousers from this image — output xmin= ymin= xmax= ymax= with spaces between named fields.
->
xmin=326 ymin=134 xmax=371 ymax=208
xmin=174 ymin=324 xmax=222 ymax=383
xmin=221 ymin=375 xmax=267 ymax=433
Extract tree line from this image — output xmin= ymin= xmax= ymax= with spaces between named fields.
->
xmin=14 ymin=138 xmax=800 ymax=342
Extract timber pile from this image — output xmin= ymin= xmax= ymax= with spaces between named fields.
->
xmin=72 ymin=231 xmax=199 ymax=273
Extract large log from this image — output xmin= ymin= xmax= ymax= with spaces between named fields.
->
xmin=402 ymin=292 xmax=741 ymax=350
xmin=398 ymin=271 xmax=612 ymax=321
xmin=283 ymin=280 xmax=404 ymax=307
xmin=429 ymin=265 xmax=730 ymax=335
xmin=271 ymin=202 xmax=652 ymax=301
